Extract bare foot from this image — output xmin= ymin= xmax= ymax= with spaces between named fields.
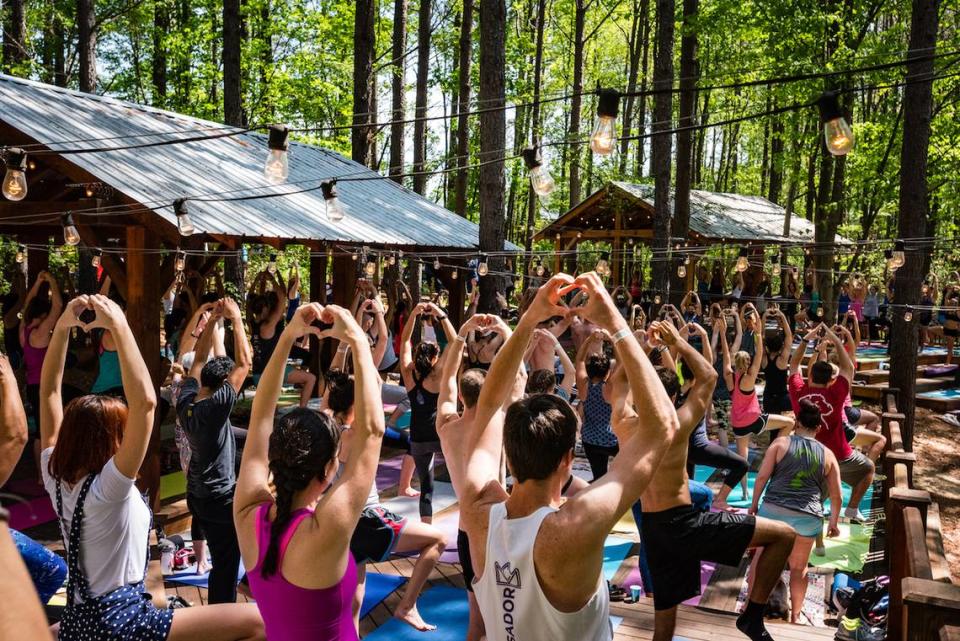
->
xmin=394 ymin=604 xmax=435 ymax=631
xmin=399 ymin=486 xmax=421 ymax=498
xmin=713 ymin=500 xmax=739 ymax=513
xmin=196 ymin=561 xmax=212 ymax=575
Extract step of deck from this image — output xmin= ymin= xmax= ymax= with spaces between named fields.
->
xmin=852 ymin=377 xmax=953 ymax=401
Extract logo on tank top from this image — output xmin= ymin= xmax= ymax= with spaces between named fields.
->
xmin=495 ymin=561 xmax=522 ymax=588
xmin=495 ymin=562 xmax=521 ymax=641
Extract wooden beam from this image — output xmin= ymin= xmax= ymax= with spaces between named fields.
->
xmin=125 ymin=226 xmax=163 ymax=510
xmin=612 ymin=209 xmax=623 ymax=285
xmin=309 ymin=252 xmax=331 ymax=395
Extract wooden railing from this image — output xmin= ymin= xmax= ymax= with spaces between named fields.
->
xmin=882 ymin=390 xmax=960 ymax=641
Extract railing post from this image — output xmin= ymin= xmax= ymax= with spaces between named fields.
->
xmin=884 ymin=451 xmax=917 ymax=500
xmin=888 ymin=488 xmax=933 ymax=641
xmin=903 ymin=578 xmax=960 ymax=641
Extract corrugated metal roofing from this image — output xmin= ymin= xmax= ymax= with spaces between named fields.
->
xmin=0 ymin=73 xmax=513 ymax=250
xmin=611 ymin=181 xmax=848 ymax=244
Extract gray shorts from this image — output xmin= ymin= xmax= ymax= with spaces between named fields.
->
xmin=838 ymin=450 xmax=874 ymax=487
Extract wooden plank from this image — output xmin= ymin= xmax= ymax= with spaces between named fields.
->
xmin=905 ymin=507 xmax=934 ymax=580
xmin=926 ymin=503 xmax=955 ymax=584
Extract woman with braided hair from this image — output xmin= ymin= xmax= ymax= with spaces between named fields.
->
xmin=235 ymin=303 xmax=385 ymax=641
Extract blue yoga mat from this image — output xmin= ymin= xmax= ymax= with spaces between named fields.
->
xmin=166 ymin=563 xmax=246 ymax=589
xmin=603 ymin=535 xmax=633 ymax=580
xmin=361 ymin=573 xmax=408 ymax=618
xmin=363 ymin=586 xmax=470 ymax=640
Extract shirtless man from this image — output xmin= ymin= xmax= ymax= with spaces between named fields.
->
xmin=524 ymin=315 xmax=570 ymax=371
xmin=623 ymin=320 xmax=796 ymax=641
xmin=444 ymin=273 xmax=679 ymax=641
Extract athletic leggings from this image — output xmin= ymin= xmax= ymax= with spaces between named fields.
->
xmin=11 ymin=528 xmax=68 ymax=604
xmin=686 ymin=441 xmax=749 ymax=489
xmin=583 ymin=443 xmax=620 ymax=481
xmin=412 ymin=452 xmax=436 ymax=519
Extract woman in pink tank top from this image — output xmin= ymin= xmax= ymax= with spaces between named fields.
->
xmin=235 ymin=304 xmax=385 ymax=641
xmin=720 ymin=316 xmax=795 ymax=499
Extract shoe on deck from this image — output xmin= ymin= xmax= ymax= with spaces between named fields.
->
xmin=844 ymin=507 xmax=866 ymax=524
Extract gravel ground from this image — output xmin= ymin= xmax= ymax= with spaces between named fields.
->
xmin=911 ymin=408 xmax=960 ymax=581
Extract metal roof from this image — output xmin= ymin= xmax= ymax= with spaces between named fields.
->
xmin=0 ymin=73 xmax=513 ymax=250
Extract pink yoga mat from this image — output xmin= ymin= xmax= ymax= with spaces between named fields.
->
xmin=7 ymin=495 xmax=57 ymax=531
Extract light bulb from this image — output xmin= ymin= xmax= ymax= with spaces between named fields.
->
xmin=818 ymin=91 xmax=854 ymax=156
xmin=736 ymin=248 xmax=749 ymax=273
xmin=654 ymin=294 xmax=662 ymax=305
xmin=451 ymin=269 xmax=458 ymax=280
xmin=903 ymin=308 xmax=913 ymax=322
xmin=268 ymin=254 xmax=277 ymax=274
xmin=92 ymin=250 xmax=102 ymax=268
xmin=15 ymin=245 xmax=25 ymax=263
xmin=62 ymin=214 xmax=80 ymax=246
xmin=891 ymin=240 xmax=905 ymax=269
xmin=264 ymin=125 xmax=290 ymax=183
xmin=85 ymin=186 xmax=95 ymax=198
xmin=321 ymin=181 xmax=345 ymax=222
xmin=174 ymin=199 xmax=195 ymax=236
xmin=365 ymin=257 xmax=377 ymax=277
xmin=596 ymin=252 xmax=610 ymax=277
xmin=477 ymin=256 xmax=489 ymax=277
xmin=434 ymin=258 xmax=441 ymax=270
xmin=175 ymin=251 xmax=186 ymax=272
xmin=3 ymin=148 xmax=28 ymax=201
xmin=576 ymin=231 xmax=582 ymax=239
xmin=529 ymin=163 xmax=556 ymax=197
xmin=677 ymin=264 xmax=687 ymax=278
xmin=590 ymin=115 xmax=617 ymax=156
xmin=536 ymin=260 xmax=545 ymax=277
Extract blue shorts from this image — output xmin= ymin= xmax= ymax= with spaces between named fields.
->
xmin=758 ymin=502 xmax=823 ymax=538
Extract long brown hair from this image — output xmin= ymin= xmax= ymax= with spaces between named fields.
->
xmin=48 ymin=395 xmax=128 ymax=484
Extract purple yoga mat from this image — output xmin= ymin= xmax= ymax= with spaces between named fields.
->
xmin=620 ymin=560 xmax=717 ymax=606
xmin=7 ymin=495 xmax=57 ymax=531
xmin=3 ymin=478 xmax=46 ymax=498
xmin=376 ymin=455 xmax=406 ymax=491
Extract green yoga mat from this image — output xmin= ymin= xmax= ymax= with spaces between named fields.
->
xmin=808 ymin=521 xmax=874 ymax=572
xmin=160 ymin=471 xmax=187 ymax=500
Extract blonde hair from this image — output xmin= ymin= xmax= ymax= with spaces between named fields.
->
xmin=733 ymin=351 xmax=752 ymax=372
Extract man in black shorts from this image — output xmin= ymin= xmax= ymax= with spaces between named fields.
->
xmin=615 ymin=320 xmax=795 ymax=641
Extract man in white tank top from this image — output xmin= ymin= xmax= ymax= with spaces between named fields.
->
xmin=444 ymin=274 xmax=680 ymax=641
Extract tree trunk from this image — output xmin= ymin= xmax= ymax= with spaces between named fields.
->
xmin=523 ymin=0 xmax=546 ymax=278
xmin=635 ymin=0 xmax=651 ymax=177
xmin=670 ymin=0 xmax=697 ymax=303
xmin=650 ymin=0 xmax=675 ymax=297
xmin=619 ymin=0 xmax=644 ymax=172
xmin=78 ymin=0 xmax=97 ymax=92
xmin=567 ymin=0 xmax=586 ymax=208
xmin=767 ymin=112 xmax=784 ymax=204
xmin=389 ymin=0 xmax=408 ymax=182
xmin=890 ymin=0 xmax=939 ymax=450
xmin=352 ymin=0 xmax=376 ymax=166
xmin=452 ymin=0 xmax=473 ymax=215
xmin=2 ymin=0 xmax=27 ymax=71
xmin=478 ymin=0 xmax=506 ymax=312
xmin=152 ymin=0 xmax=169 ymax=105
xmin=413 ymin=0 xmax=432 ymax=194
xmin=223 ymin=0 xmax=243 ymax=126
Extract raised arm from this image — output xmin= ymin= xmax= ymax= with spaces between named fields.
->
xmin=399 ymin=302 xmax=425 ymax=387
xmin=825 ymin=326 xmax=854 ymax=382
xmin=730 ymin=311 xmax=743 ymax=353
xmin=222 ymin=298 xmax=252 ymax=392
xmin=664 ymin=322 xmax=717 ymax=431
xmin=439 ymin=316 xmax=481 ymax=426
xmin=36 ymin=273 xmax=63 ymax=338
xmin=430 ymin=302 xmax=457 ymax=344
xmin=0 ymin=354 xmax=28 ymax=486
xmin=39 ymin=297 xmax=87 ymax=451
xmin=371 ymin=298 xmax=389 ymax=368
xmin=554 ymin=336 xmax=577 ymax=398
xmin=719 ymin=320 xmax=734 ymax=392
xmin=776 ymin=309 xmax=793 ymax=368
xmin=575 ymin=330 xmax=600 ymax=393
xmin=88 ymin=296 xmax=157 ymax=479
xmin=178 ymin=302 xmax=215 ymax=359
xmin=188 ymin=309 xmax=219 ymax=381
xmin=744 ymin=324 xmax=763 ymax=386
xmin=789 ymin=325 xmax=819 ymax=375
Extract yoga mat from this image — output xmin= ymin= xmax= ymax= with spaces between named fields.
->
xmin=824 ymin=481 xmax=874 ymax=516
xmin=361 ymin=573 xmax=407 ymax=618
xmin=725 ymin=472 xmax=758 ymax=509
xmin=362 ymin=586 xmax=470 ymax=641
xmin=379 ymin=481 xmax=458 ymax=522
xmin=919 ymin=388 xmax=960 ymax=400
xmin=603 ymin=535 xmax=633 ymax=580
xmin=808 ymin=522 xmax=874 ymax=572
xmin=166 ymin=562 xmax=246 ymax=589
xmin=160 ymin=471 xmax=186 ymax=501
xmin=734 ymin=569 xmax=827 ymax=627
xmin=6 ymin=495 xmax=57 ymax=530
xmin=2 ymin=477 xmax=46 ymax=498
xmin=618 ymin=560 xmax=716 ymax=606
xmin=376 ymin=455 xmax=406 ymax=491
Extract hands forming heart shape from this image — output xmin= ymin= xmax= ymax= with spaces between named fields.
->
xmin=59 ymin=295 xmax=126 ymax=333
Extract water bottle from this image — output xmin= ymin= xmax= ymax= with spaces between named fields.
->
xmin=160 ymin=538 xmax=176 ymax=575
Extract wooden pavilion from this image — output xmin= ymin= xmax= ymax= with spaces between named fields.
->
xmin=534 ymin=181 xmax=840 ymax=285
xmin=0 ymin=73 xmax=506 ymax=502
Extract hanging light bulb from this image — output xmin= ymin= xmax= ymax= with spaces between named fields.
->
xmin=91 ymin=249 xmax=102 ymax=268
xmin=903 ymin=306 xmax=913 ymax=322
xmin=62 ymin=213 xmax=80 ymax=246
xmin=434 ymin=257 xmax=441 ymax=270
xmin=268 ymin=253 xmax=278 ymax=274
xmin=891 ymin=240 xmax=906 ymax=269
xmin=555 ymin=233 xmax=561 ymax=241
xmin=451 ymin=268 xmax=458 ymax=280
xmin=175 ymin=250 xmax=186 ymax=273
xmin=352 ymin=252 xmax=359 ymax=261
xmin=654 ymin=293 xmax=662 ymax=305
xmin=264 ymin=125 xmax=290 ymax=184
xmin=2 ymin=148 xmax=28 ymax=201
xmin=521 ymin=147 xmax=556 ymax=197
xmin=84 ymin=185 xmax=95 ymax=198
xmin=321 ymin=180 xmax=346 ymax=222
xmin=576 ymin=231 xmax=583 ymax=239
xmin=477 ymin=253 xmax=489 ymax=277
xmin=241 ymin=246 xmax=249 ymax=263
xmin=677 ymin=261 xmax=687 ymax=279
xmin=736 ymin=247 xmax=749 ymax=272
xmin=15 ymin=244 xmax=25 ymax=263
xmin=535 ymin=259 xmax=545 ymax=277
xmin=817 ymin=91 xmax=854 ymax=156
xmin=365 ymin=255 xmax=377 ymax=278
xmin=884 ymin=249 xmax=897 ymax=271
xmin=173 ymin=198 xmax=196 ymax=236
xmin=590 ymin=88 xmax=621 ymax=156
xmin=596 ymin=251 xmax=611 ymax=277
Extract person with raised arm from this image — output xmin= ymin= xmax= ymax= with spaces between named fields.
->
xmin=760 ymin=306 xmax=794 ymax=441
xmin=788 ymin=324 xmax=874 ymax=523
xmin=447 ymin=273 xmax=679 ymax=641
xmin=234 ymin=304 xmax=383 ymax=641
xmin=177 ymin=297 xmax=252 ymax=604
xmin=399 ymin=301 xmax=456 ymax=523
xmin=524 ymin=329 xmax=576 ymax=400
xmin=575 ymin=328 xmax=618 ymax=480
xmin=41 ymin=295 xmax=263 ymax=641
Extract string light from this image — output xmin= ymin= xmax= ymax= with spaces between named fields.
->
xmin=91 ymin=249 xmax=102 ymax=268
xmin=654 ymin=293 xmax=662 ymax=305
xmin=264 ymin=125 xmax=290 ymax=184
xmin=321 ymin=180 xmax=345 ymax=222
xmin=535 ymin=259 xmax=545 ymax=277
xmin=736 ymin=247 xmax=749 ymax=272
xmin=521 ymin=147 xmax=556 ymax=197
xmin=817 ymin=91 xmax=854 ymax=156
xmin=84 ymin=185 xmax=95 ymax=198
xmin=596 ymin=251 xmax=611 ymax=277
xmin=677 ymin=260 xmax=687 ymax=278
xmin=15 ymin=244 xmax=25 ymax=263
xmin=477 ymin=254 xmax=489 ymax=277
xmin=903 ymin=306 xmax=913 ymax=322
xmin=173 ymin=198 xmax=196 ymax=236
xmin=2 ymin=148 xmax=28 ymax=201
xmin=175 ymin=250 xmax=186 ymax=272
xmin=590 ymin=88 xmax=620 ymax=156
xmin=62 ymin=213 xmax=80 ymax=246
xmin=451 ymin=268 xmax=458 ymax=280
xmin=365 ymin=254 xmax=377 ymax=277
xmin=891 ymin=240 xmax=906 ymax=269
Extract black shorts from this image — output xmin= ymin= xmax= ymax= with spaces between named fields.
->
xmin=845 ymin=425 xmax=857 ymax=442
xmin=641 ymin=504 xmax=756 ymax=611
xmin=762 ymin=393 xmax=792 ymax=415
xmin=732 ymin=415 xmax=769 ymax=438
xmin=844 ymin=406 xmax=862 ymax=426
xmin=946 ymin=327 xmax=960 ymax=339
xmin=349 ymin=506 xmax=407 ymax=563
xmin=457 ymin=529 xmax=475 ymax=592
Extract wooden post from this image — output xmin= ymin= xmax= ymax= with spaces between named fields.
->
xmin=332 ymin=253 xmax=357 ymax=308
xmin=553 ymin=235 xmax=562 ymax=275
xmin=888 ymin=486 xmax=934 ymax=641
xmin=309 ymin=251 xmax=330 ymax=395
xmin=902 ymin=578 xmax=960 ymax=641
xmin=125 ymin=226 xmax=162 ymax=509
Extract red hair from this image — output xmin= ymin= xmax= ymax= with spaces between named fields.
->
xmin=48 ymin=395 xmax=128 ymax=484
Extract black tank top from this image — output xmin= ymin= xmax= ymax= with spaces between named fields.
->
xmin=408 ymin=373 xmax=440 ymax=443
xmin=763 ymin=359 xmax=789 ymax=398
xmin=252 ymin=319 xmax=283 ymax=374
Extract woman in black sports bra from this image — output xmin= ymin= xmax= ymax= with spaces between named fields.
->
xmin=465 ymin=327 xmax=504 ymax=373
xmin=399 ymin=302 xmax=457 ymax=523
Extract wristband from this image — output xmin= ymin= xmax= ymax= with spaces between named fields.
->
xmin=612 ymin=327 xmax=632 ymax=344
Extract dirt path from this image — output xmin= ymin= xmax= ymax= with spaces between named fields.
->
xmin=911 ymin=408 xmax=960 ymax=580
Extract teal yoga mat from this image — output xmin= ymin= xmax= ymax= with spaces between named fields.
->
xmin=603 ymin=535 xmax=634 ymax=580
